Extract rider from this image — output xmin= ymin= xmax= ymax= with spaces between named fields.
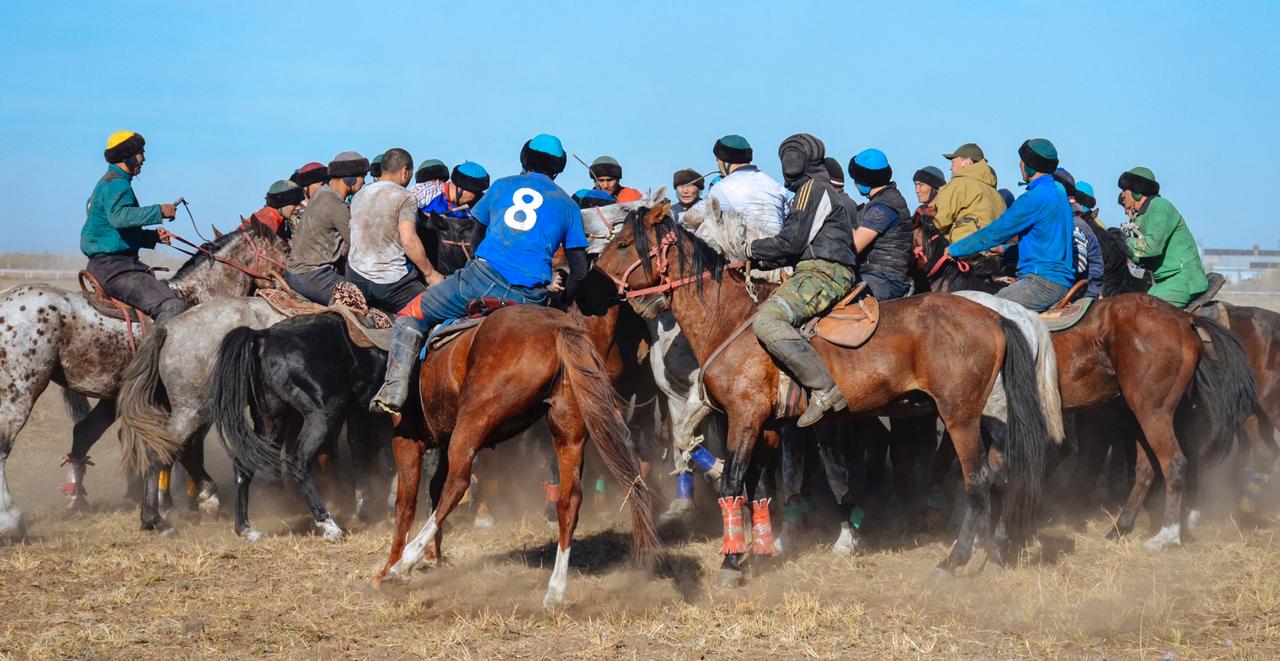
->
xmin=748 ymin=134 xmax=858 ymax=428
xmin=80 ymin=130 xmax=186 ymax=321
xmin=671 ymin=168 xmax=703 ymax=223
xmin=419 ymin=162 xmax=492 ymax=276
xmin=848 ymin=149 xmax=914 ymax=300
xmin=930 ymin=142 xmax=1007 ymax=243
xmin=410 ymin=159 xmax=451 ymax=210
xmin=369 ymin=134 xmax=590 ymax=420
xmin=947 ymin=139 xmax=1075 ymax=312
xmin=290 ymin=162 xmax=329 ymax=204
xmin=695 ymin=134 xmax=787 ymax=236
xmin=573 ymin=188 xmax=615 ymax=208
xmin=590 ymin=156 xmax=643 ymax=203
xmin=824 ymin=157 xmax=860 ymax=215
xmin=369 ymin=153 xmax=384 ymax=179
xmin=249 ymin=180 xmax=306 ymax=238
xmin=1118 ymin=166 xmax=1208 ymax=308
xmin=348 ymin=148 xmax=442 ymax=314
xmin=1054 ymin=169 xmax=1104 ymax=299
xmin=284 ymin=151 xmax=369 ymax=304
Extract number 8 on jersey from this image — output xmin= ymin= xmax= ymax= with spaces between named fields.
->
xmin=503 ymin=187 xmax=543 ymax=231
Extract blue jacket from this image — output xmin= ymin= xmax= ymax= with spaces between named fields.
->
xmin=472 ymin=172 xmax=588 ymax=287
xmin=949 ymin=174 xmax=1074 ymax=287
xmin=81 ymin=165 xmax=165 ymax=257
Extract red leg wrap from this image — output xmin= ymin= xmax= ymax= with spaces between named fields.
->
xmin=718 ymin=496 xmax=747 ymax=555
xmin=751 ymin=498 xmax=775 ymax=555
xmin=541 ymin=481 xmax=560 ymax=503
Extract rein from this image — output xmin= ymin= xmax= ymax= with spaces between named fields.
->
xmin=439 ymin=239 xmax=472 ymax=261
xmin=163 ymin=221 xmax=286 ymax=280
xmin=914 ymin=235 xmax=971 ymax=280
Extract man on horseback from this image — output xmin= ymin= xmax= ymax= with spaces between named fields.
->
xmin=928 ymin=143 xmax=1007 ymax=243
xmin=290 ymin=162 xmax=329 ymax=205
xmin=748 ymin=134 xmax=858 ymax=428
xmin=249 ymin=180 xmax=305 ymax=238
xmin=590 ymin=156 xmax=643 ymax=203
xmin=417 ymin=162 xmax=492 ymax=277
xmin=369 ymin=134 xmax=590 ymax=420
xmin=1056 ymin=170 xmax=1104 ymax=299
xmin=694 ymin=135 xmax=787 ymax=236
xmin=671 ymin=168 xmax=703 ymax=223
xmin=1118 ymin=167 xmax=1208 ymax=309
xmin=80 ymin=130 xmax=187 ymax=322
xmin=347 ymin=148 xmax=441 ymax=314
xmin=284 ymin=151 xmax=369 ymax=304
xmin=848 ymin=149 xmax=914 ymax=301
xmin=947 ymin=139 xmax=1075 ymax=312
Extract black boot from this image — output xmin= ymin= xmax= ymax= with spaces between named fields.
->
xmin=369 ymin=317 xmax=425 ymax=424
xmin=763 ymin=338 xmax=847 ymax=428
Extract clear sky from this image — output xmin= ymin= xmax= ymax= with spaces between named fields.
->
xmin=1 ymin=1 xmax=1277 ymax=252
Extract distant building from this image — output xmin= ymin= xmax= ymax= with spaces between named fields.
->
xmin=1202 ymin=245 xmax=1280 ymax=283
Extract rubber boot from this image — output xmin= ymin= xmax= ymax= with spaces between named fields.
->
xmin=369 ymin=316 xmax=425 ymax=423
xmin=763 ymin=339 xmax=846 ymax=427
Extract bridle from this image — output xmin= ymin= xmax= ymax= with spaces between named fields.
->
xmin=596 ymin=229 xmax=744 ymax=301
xmin=913 ymin=234 xmax=970 ymax=280
xmin=164 ymin=219 xmax=287 ymax=280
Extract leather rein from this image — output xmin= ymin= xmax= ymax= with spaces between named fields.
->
xmin=164 ymin=220 xmax=286 ymax=280
xmin=913 ymin=234 xmax=971 ymax=280
xmin=597 ymin=231 xmax=745 ymax=300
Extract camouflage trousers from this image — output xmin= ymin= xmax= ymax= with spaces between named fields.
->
xmin=752 ymin=259 xmax=858 ymax=343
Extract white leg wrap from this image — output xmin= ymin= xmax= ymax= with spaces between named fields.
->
xmin=543 ymin=545 xmax=571 ymax=609
xmin=392 ymin=509 xmax=438 ymax=576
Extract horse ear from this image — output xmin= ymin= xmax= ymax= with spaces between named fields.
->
xmin=212 ymin=225 xmax=224 ymax=239
xmin=644 ymin=200 xmax=671 ymax=226
xmin=649 ymin=185 xmax=668 ymax=204
xmin=707 ymin=195 xmax=721 ymax=219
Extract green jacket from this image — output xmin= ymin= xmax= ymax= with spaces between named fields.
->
xmin=1127 ymin=196 xmax=1208 ymax=295
xmin=80 ymin=165 xmax=164 ymax=257
xmin=932 ymin=159 xmax=1007 ymax=243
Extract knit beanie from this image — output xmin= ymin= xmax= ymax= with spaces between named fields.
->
xmin=823 ymin=157 xmax=845 ymax=187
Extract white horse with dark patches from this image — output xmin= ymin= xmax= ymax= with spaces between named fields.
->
xmin=0 ymin=219 xmax=287 ymax=537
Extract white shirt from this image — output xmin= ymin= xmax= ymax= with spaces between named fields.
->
xmin=694 ymin=165 xmax=786 ymax=237
xmin=348 ymin=181 xmax=417 ymax=284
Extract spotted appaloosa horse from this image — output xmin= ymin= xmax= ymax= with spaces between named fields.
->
xmin=594 ymin=203 xmax=1060 ymax=585
xmin=913 ymin=219 xmax=1256 ymax=549
xmin=0 ymin=219 xmax=286 ymax=537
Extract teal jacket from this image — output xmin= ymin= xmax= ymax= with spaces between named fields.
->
xmin=80 ymin=165 xmax=164 ymax=257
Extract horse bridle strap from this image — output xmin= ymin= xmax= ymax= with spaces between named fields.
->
xmin=915 ymin=235 xmax=971 ymax=279
xmin=164 ymin=221 xmax=286 ymax=280
xmin=599 ymin=232 xmax=745 ymax=300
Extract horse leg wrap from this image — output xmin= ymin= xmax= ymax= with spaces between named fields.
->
xmin=157 ymin=469 xmax=171 ymax=493
xmin=675 ymin=472 xmax=694 ymax=500
xmin=718 ymin=496 xmax=747 ymax=554
xmin=688 ymin=446 xmax=725 ymax=480
xmin=1239 ymin=471 xmax=1268 ymax=514
xmin=751 ymin=499 xmax=775 ymax=555
xmin=60 ymin=454 xmax=91 ymax=496
xmin=541 ymin=481 xmax=560 ymax=503
xmin=185 ymin=475 xmax=198 ymax=498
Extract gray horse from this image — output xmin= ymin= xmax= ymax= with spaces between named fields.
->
xmin=0 ymin=219 xmax=287 ymax=537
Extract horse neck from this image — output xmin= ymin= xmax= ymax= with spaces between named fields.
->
xmin=167 ymin=234 xmax=264 ymax=303
xmin=665 ymin=248 xmax=756 ymax=363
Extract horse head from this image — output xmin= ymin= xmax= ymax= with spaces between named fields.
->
xmin=168 ymin=216 xmax=290 ymax=300
xmin=594 ymin=201 xmax=676 ymax=319
xmin=581 ymin=186 xmax=666 ymax=255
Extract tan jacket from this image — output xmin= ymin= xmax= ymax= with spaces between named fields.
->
xmin=933 ymin=159 xmax=1007 ymax=242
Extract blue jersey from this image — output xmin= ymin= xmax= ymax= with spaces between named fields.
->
xmin=472 ymin=172 xmax=588 ymax=287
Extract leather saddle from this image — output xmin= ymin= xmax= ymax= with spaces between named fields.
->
xmin=1184 ymin=272 xmax=1226 ymax=314
xmin=1039 ymin=279 xmax=1093 ymax=332
xmin=425 ymin=297 xmax=520 ymax=352
xmin=79 ymin=270 xmax=151 ymax=353
xmin=803 ymin=283 xmax=880 ymax=349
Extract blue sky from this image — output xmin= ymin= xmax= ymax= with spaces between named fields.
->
xmin=1 ymin=1 xmax=1277 ymax=252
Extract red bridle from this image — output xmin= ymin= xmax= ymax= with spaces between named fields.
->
xmin=597 ymin=231 xmax=744 ymax=300
xmin=914 ymin=235 xmax=971 ymax=279
xmin=164 ymin=220 xmax=287 ymax=280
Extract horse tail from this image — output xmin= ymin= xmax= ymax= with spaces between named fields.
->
xmin=998 ymin=316 xmax=1053 ymax=539
xmin=1029 ymin=313 xmax=1065 ymax=445
xmin=208 ymin=326 xmax=282 ymax=479
xmin=1186 ymin=316 xmax=1257 ymax=465
xmin=555 ymin=324 xmax=659 ymax=568
xmin=117 ymin=326 xmax=182 ymax=476
xmin=61 ymin=390 xmax=91 ymax=423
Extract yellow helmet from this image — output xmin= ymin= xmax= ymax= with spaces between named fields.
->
xmin=104 ymin=130 xmax=145 ymax=163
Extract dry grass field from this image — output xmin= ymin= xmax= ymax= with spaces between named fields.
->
xmin=2 ymin=273 xmax=1280 ymax=658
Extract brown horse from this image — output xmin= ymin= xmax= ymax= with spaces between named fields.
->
xmin=375 ymin=297 xmax=658 ymax=608
xmin=913 ymin=221 xmax=1256 ymax=549
xmin=593 ymin=203 xmax=1057 ymax=584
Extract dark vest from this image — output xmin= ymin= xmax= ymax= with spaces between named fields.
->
xmin=856 ymin=183 xmax=913 ymax=280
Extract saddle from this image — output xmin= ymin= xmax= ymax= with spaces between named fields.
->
xmin=255 ymin=287 xmax=392 ymax=351
xmin=802 ymin=283 xmax=880 ymax=349
xmin=424 ymin=297 xmax=520 ymax=353
xmin=78 ymin=270 xmax=151 ymax=354
xmin=1184 ymin=272 xmax=1226 ymax=314
xmin=1039 ymin=280 xmax=1093 ymax=332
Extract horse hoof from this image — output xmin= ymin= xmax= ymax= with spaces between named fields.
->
xmin=1142 ymin=526 xmax=1182 ymax=552
xmin=1186 ymin=509 xmax=1201 ymax=532
xmin=317 ymin=519 xmax=343 ymax=542
xmin=198 ymin=494 xmax=221 ymax=519
xmin=716 ymin=568 xmax=745 ymax=588
xmin=158 ymin=526 xmax=177 ymax=538
xmin=242 ymin=529 xmax=264 ymax=544
xmin=542 ymin=588 xmax=567 ymax=610
xmin=657 ymin=498 xmax=694 ymax=526
xmin=65 ymin=497 xmax=91 ymax=514
xmin=473 ymin=514 xmax=495 ymax=529
xmin=1105 ymin=526 xmax=1126 ymax=541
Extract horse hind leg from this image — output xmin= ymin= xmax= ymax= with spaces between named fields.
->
xmin=543 ymin=402 xmax=588 ymax=609
xmin=291 ymin=412 xmax=346 ymax=542
xmin=63 ymin=398 xmax=117 ymax=512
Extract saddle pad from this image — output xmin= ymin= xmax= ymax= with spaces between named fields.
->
xmin=255 ymin=289 xmax=391 ymax=350
xmin=424 ymin=316 xmax=485 ymax=354
xmin=1194 ymin=300 xmax=1233 ymax=327
xmin=1040 ymin=296 xmax=1095 ymax=332
xmin=805 ymin=284 xmax=880 ymax=349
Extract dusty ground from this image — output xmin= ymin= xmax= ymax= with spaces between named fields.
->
xmin=2 ymin=275 xmax=1280 ymax=658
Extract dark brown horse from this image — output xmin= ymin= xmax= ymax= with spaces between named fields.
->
xmin=593 ymin=203 xmax=1057 ymax=584
xmin=1202 ymin=303 xmax=1280 ymax=479
xmin=374 ymin=295 xmax=657 ymax=608
xmin=912 ymin=221 xmax=1255 ymax=548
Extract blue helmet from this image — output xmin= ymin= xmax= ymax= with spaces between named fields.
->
xmin=520 ymin=133 xmax=567 ymax=176
xmin=849 ymin=148 xmax=892 ymax=195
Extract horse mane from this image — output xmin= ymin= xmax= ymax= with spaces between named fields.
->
xmin=626 ymin=205 xmax=727 ymax=298
xmin=169 ymin=218 xmax=277 ymax=282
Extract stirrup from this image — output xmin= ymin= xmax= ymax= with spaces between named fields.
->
xmin=372 ymin=400 xmax=402 ymax=426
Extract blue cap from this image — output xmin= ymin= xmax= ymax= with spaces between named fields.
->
xmin=455 ymin=160 xmax=488 ymax=180
xmin=853 ymin=148 xmax=889 ymax=170
xmin=1075 ymin=181 xmax=1096 ymax=210
xmin=574 ymin=188 xmax=613 ymax=202
xmin=528 ymin=133 xmax=565 ymax=157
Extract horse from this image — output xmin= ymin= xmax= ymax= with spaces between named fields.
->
xmin=0 ymin=218 xmax=287 ymax=536
xmin=593 ymin=202 xmax=1060 ymax=585
xmin=912 ymin=218 xmax=1256 ymax=549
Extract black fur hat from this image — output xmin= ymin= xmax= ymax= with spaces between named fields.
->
xmin=328 ymin=151 xmax=370 ymax=179
xmin=104 ymin=132 xmax=145 ymax=164
xmin=1117 ymin=167 xmax=1160 ymax=197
